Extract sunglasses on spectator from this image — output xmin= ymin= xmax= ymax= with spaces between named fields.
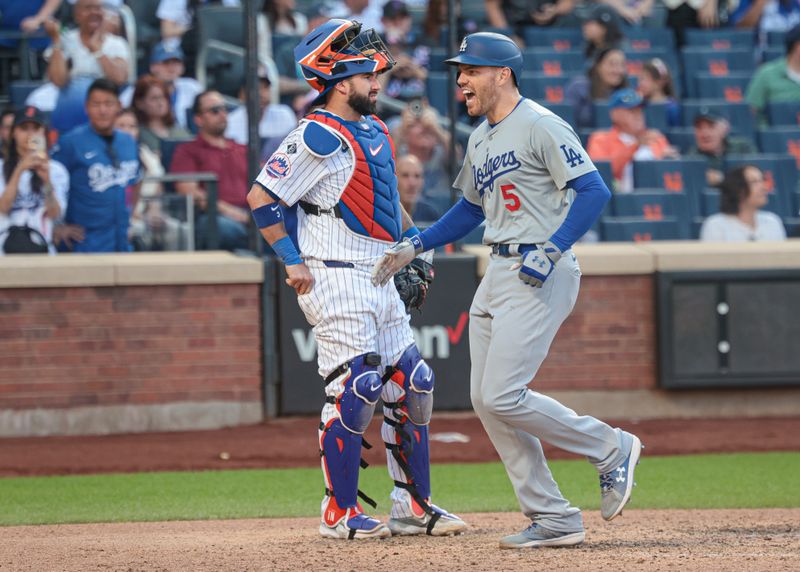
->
xmin=202 ymin=105 xmax=227 ymax=115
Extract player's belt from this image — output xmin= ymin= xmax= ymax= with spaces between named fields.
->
xmin=299 ymin=200 xmax=343 ymax=218
xmin=490 ymin=243 xmax=538 ymax=257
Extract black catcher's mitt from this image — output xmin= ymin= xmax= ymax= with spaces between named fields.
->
xmin=394 ymin=257 xmax=435 ymax=312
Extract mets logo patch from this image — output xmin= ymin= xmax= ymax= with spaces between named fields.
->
xmin=267 ymin=153 xmax=291 ymax=178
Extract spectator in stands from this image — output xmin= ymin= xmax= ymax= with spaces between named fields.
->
xmin=43 ymin=0 xmax=130 ymax=88
xmin=598 ymin=0 xmax=656 ymax=25
xmin=729 ymin=0 xmax=800 ymax=36
xmin=0 ymin=106 xmax=68 ymax=255
xmin=157 ymin=0 xmax=269 ymax=76
xmin=0 ymin=0 xmax=60 ymax=50
xmin=51 ymin=79 xmax=140 ymax=252
xmin=566 ymin=47 xmax=628 ymax=129
xmin=485 ymin=0 xmax=579 ymax=36
xmin=264 ymin=0 xmax=308 ymax=35
xmin=1 ymin=107 xmax=16 ymax=152
xmin=637 ymin=58 xmax=681 ymax=127
xmin=587 ymin=88 xmax=679 ymax=193
xmin=582 ymin=4 xmax=624 ymax=60
xmin=120 ymin=42 xmax=202 ymax=132
xmin=170 ymin=90 xmax=250 ymax=251
xmin=423 ymin=0 xmax=479 ymax=47
xmin=392 ymin=100 xmax=456 ymax=198
xmin=700 ymin=165 xmax=786 ymax=240
xmin=131 ymin=75 xmax=190 ymax=155
xmin=665 ymin=0 xmax=727 ymax=47
xmin=328 ymin=0 xmax=386 ymax=32
xmin=746 ymin=23 xmax=800 ymax=124
xmin=115 ymin=108 xmax=189 ymax=252
xmin=686 ymin=107 xmax=757 ymax=187
xmin=397 ymin=154 xmax=441 ymax=224
xmin=225 ymin=72 xmax=297 ymax=159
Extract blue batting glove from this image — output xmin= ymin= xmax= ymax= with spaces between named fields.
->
xmin=518 ymin=241 xmax=562 ymax=288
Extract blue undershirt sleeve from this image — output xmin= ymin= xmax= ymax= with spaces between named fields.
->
xmin=549 ymin=170 xmax=611 ymax=253
xmin=416 ymin=198 xmax=486 ymax=251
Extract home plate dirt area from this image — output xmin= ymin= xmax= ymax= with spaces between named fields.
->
xmin=2 ymin=509 xmax=798 ymax=571
xmin=2 ymin=415 xmax=799 ymax=571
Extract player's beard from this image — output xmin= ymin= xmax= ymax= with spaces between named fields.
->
xmin=348 ymin=91 xmax=377 ymax=117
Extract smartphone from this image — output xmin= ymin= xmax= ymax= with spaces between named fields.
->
xmin=408 ymin=99 xmax=423 ymax=118
xmin=29 ymin=134 xmax=47 ymax=155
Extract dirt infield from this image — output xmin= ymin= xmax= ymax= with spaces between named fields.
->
xmin=3 ymin=509 xmax=798 ymax=571
xmin=2 ymin=414 xmax=800 ymax=476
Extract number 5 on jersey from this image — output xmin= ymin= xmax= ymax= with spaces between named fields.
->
xmin=500 ymin=184 xmax=521 ymax=212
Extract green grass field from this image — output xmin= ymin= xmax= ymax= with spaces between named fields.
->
xmin=1 ymin=452 xmax=798 ymax=527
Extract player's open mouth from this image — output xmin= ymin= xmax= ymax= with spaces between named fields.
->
xmin=462 ymin=89 xmax=475 ymax=102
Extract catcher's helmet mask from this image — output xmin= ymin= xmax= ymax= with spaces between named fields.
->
xmin=295 ymin=19 xmax=395 ymax=100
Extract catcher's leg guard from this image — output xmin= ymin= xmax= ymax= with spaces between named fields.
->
xmin=319 ymin=352 xmax=389 ymax=539
xmin=382 ymin=345 xmax=465 ymax=536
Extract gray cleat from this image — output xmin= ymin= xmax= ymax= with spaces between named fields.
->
xmin=499 ymin=523 xmax=585 ymax=549
xmin=600 ymin=434 xmax=643 ymax=521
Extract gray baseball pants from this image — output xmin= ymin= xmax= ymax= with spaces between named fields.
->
xmin=469 ymin=252 xmax=632 ymax=533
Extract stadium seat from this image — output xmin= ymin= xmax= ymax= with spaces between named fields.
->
xmin=681 ymin=100 xmax=756 ymax=138
xmin=722 ymin=154 xmax=797 ymax=218
xmin=197 ymin=41 xmax=247 ymax=99
xmin=766 ymin=101 xmax=800 ymax=127
xmin=762 ymin=46 xmax=784 ymax=62
xmin=624 ymin=28 xmax=675 ymax=51
xmin=126 ymin=0 xmax=161 ymax=68
xmin=611 ymin=191 xmax=692 ymax=238
xmin=695 ymin=73 xmax=751 ymax=102
xmin=197 ymin=6 xmax=246 ymax=49
xmin=632 ymin=159 xmax=707 ymax=195
xmin=681 ymin=48 xmax=755 ymax=97
xmin=522 ymin=49 xmax=584 ymax=76
xmin=522 ymin=27 xmax=584 ymax=51
xmin=426 ymin=72 xmax=450 ymax=117
xmin=160 ymin=136 xmax=194 ymax=173
xmin=9 ymin=80 xmax=44 ymax=107
xmin=766 ymin=31 xmax=787 ymax=47
xmin=601 ymin=216 xmax=684 ymax=241
xmin=684 ymin=29 xmax=757 ymax=49
xmin=701 ymin=188 xmax=720 ymax=216
xmin=758 ymin=128 xmax=800 ymax=167
xmin=590 ymin=101 xmax=668 ymax=131
xmin=666 ymin=127 xmax=697 ymax=154
xmin=519 ymin=73 xmax=573 ymax=104
xmin=594 ymin=160 xmax=614 ymax=191
xmin=544 ymin=102 xmax=576 ymax=127
xmin=783 ymin=217 xmax=800 ymax=237
xmin=624 ymin=49 xmax=679 ymax=81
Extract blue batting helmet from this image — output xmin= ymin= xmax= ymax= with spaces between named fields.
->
xmin=294 ymin=19 xmax=395 ymax=95
xmin=445 ymin=32 xmax=523 ymax=86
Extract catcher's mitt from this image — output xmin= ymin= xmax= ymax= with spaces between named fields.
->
xmin=394 ymin=257 xmax=435 ymax=312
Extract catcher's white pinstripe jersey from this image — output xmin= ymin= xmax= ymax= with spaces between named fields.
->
xmin=256 ymin=118 xmax=396 ymax=264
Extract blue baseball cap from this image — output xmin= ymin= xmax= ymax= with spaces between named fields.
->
xmin=608 ymin=88 xmax=643 ymax=110
xmin=151 ymin=42 xmax=184 ymax=64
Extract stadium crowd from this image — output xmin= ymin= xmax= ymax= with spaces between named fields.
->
xmin=1 ymin=0 xmax=799 ymax=254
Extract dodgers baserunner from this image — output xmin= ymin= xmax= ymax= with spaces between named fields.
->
xmin=246 ymin=19 xmax=466 ymax=541
xmin=372 ymin=32 xmax=643 ymax=548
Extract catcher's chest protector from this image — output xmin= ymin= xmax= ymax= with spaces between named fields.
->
xmin=306 ymin=111 xmax=402 ymax=242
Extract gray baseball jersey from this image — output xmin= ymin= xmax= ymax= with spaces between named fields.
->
xmin=454 ymin=98 xmax=596 ymax=245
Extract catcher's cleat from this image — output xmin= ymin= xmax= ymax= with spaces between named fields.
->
xmin=600 ymin=434 xmax=643 ymax=521
xmin=319 ymin=496 xmax=390 ymax=540
xmin=387 ymin=496 xmax=467 ymax=536
xmin=499 ymin=523 xmax=585 ymax=549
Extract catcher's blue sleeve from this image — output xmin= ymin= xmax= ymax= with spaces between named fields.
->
xmin=549 ymin=170 xmax=611 ymax=252
xmin=416 ymin=198 xmax=485 ymax=251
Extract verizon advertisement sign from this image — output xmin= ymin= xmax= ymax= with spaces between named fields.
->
xmin=277 ymin=255 xmax=478 ymax=414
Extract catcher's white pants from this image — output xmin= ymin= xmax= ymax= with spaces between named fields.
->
xmin=469 ymin=252 xmax=632 ymax=533
xmin=298 ymin=260 xmax=421 ymax=517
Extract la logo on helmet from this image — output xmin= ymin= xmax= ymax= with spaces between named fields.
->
xmin=459 ymin=38 xmax=468 ymax=52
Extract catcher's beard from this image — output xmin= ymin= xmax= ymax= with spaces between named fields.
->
xmin=348 ymin=91 xmax=377 ymax=117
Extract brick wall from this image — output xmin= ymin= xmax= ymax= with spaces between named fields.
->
xmin=537 ymin=275 xmax=657 ymax=391
xmin=0 ymin=284 xmax=262 ymax=410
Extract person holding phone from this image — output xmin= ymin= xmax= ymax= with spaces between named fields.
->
xmin=0 ymin=106 xmax=69 ymax=255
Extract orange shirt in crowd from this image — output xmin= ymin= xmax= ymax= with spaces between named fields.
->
xmin=586 ymin=127 xmax=672 ymax=182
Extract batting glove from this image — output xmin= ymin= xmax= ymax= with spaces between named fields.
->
xmin=518 ymin=241 xmax=562 ymax=288
xmin=371 ymin=235 xmax=423 ymax=287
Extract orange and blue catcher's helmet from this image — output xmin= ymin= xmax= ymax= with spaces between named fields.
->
xmin=294 ymin=19 xmax=395 ymax=96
